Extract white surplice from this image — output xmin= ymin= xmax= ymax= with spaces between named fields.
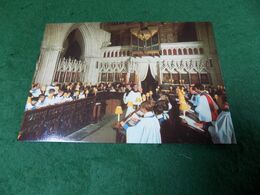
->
xmin=124 ymin=90 xmax=142 ymax=117
xmin=44 ymin=96 xmax=56 ymax=106
xmin=208 ymin=111 xmax=236 ymax=144
xmin=195 ymin=94 xmax=218 ymax=122
xmin=126 ymin=111 xmax=161 ymax=144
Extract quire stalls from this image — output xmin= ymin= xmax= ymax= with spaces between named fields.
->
xmin=18 ymin=92 xmax=124 ymax=141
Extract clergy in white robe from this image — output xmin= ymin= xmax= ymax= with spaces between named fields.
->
xmin=208 ymin=111 xmax=236 ymax=144
xmin=123 ymin=84 xmax=131 ymax=104
xmin=124 ymin=85 xmax=142 ymax=117
xmin=195 ymin=92 xmax=219 ymax=122
xmin=121 ymin=101 xmax=161 ymax=144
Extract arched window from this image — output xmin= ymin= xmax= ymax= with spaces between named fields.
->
xmin=199 ymin=48 xmax=204 ymax=54
xmin=55 ymin=28 xmax=85 ymax=83
xmin=178 ymin=49 xmax=182 ymax=55
xmin=123 ymin=51 xmax=126 ymax=56
xmin=194 ymin=48 xmax=198 ymax=55
xmin=159 ymin=50 xmax=162 ymax=55
xmin=168 ymin=49 xmax=172 ymax=55
xmin=173 ymin=49 xmax=177 ymax=55
xmin=119 ymin=51 xmax=122 ymax=57
xmin=183 ymin=48 xmax=187 ymax=55
xmin=107 ymin=51 xmax=110 ymax=57
xmin=188 ymin=48 xmax=193 ymax=55
xmin=163 ymin=49 xmax=167 ymax=55
xmin=103 ymin=52 xmax=106 ymax=58
xmin=111 ymin=51 xmax=114 ymax=57
xmin=115 ymin=51 xmax=118 ymax=57
xmin=127 ymin=51 xmax=131 ymax=56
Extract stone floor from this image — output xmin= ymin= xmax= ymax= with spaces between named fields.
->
xmin=66 ymin=114 xmax=118 ymax=143
xmin=65 ymin=108 xmax=212 ymax=144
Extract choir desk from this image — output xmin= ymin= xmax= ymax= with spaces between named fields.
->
xmin=18 ymin=92 xmax=124 ymax=141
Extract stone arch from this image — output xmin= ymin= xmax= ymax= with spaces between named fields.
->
xmin=188 ymin=48 xmax=193 ymax=55
xmin=194 ymin=48 xmax=198 ymax=55
xmin=183 ymin=48 xmax=187 ymax=55
xmin=62 ymin=23 xmax=98 ymax=58
xmin=62 ymin=28 xmax=85 ymax=60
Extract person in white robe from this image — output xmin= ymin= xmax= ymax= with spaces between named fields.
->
xmin=208 ymin=111 xmax=236 ymax=144
xmin=25 ymin=97 xmax=38 ymax=111
xmin=121 ymin=101 xmax=161 ymax=144
xmin=123 ymin=84 xmax=132 ymax=104
xmin=45 ymin=84 xmax=57 ymax=96
xmin=44 ymin=89 xmax=56 ymax=106
xmin=35 ymin=94 xmax=46 ymax=108
xmin=208 ymin=95 xmax=236 ymax=144
xmin=30 ymin=84 xmax=42 ymax=97
xmin=194 ymin=84 xmax=218 ymax=122
xmin=189 ymin=86 xmax=200 ymax=107
xmin=124 ymin=84 xmax=142 ymax=117
xmin=62 ymin=92 xmax=73 ymax=102
xmin=79 ymin=91 xmax=86 ymax=99
xmin=54 ymin=89 xmax=64 ymax=104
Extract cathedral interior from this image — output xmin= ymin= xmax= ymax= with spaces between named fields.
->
xmin=18 ymin=22 xmax=232 ymax=144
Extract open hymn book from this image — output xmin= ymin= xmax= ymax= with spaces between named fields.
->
xmin=179 ymin=114 xmax=205 ymax=132
xmin=124 ymin=110 xmax=144 ymax=127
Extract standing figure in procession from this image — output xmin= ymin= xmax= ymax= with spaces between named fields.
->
xmin=124 ymin=84 xmax=142 ymax=117
xmin=194 ymin=83 xmax=219 ymax=123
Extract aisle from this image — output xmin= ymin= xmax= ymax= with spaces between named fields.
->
xmin=66 ymin=114 xmax=118 ymax=143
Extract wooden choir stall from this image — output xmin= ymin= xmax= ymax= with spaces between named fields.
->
xmin=18 ymin=92 xmax=124 ymax=141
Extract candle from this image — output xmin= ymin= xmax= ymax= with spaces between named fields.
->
xmin=142 ymin=94 xmax=146 ymax=101
xmin=115 ymin=106 xmax=123 ymax=122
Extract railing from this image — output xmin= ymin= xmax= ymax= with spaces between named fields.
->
xmin=160 ymin=41 xmax=205 ymax=56
xmin=102 ymin=42 xmax=205 ymax=58
xmin=102 ymin=46 xmax=132 ymax=58
xmin=53 ymin=57 xmax=87 ymax=83
xmin=18 ymin=92 xmax=124 ymax=141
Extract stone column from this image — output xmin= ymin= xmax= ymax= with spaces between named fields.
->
xmin=208 ymin=58 xmax=223 ymax=86
xmin=34 ymin=47 xmax=63 ymax=86
xmin=157 ymin=62 xmax=162 ymax=85
xmin=125 ymin=72 xmax=130 ymax=83
xmin=83 ymin=57 xmax=100 ymax=84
